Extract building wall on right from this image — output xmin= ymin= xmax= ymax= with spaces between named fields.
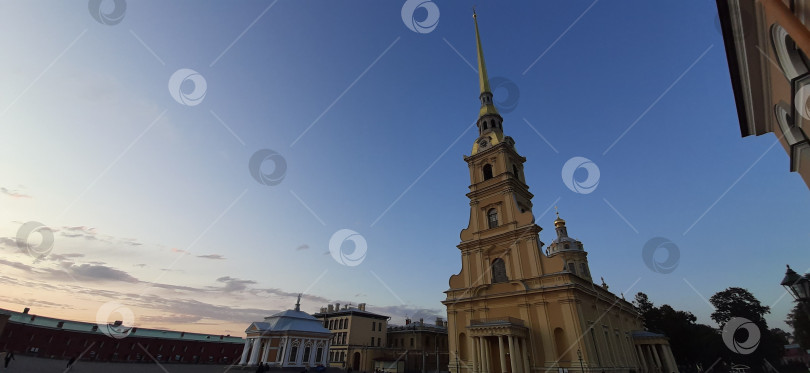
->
xmin=717 ymin=0 xmax=810 ymax=188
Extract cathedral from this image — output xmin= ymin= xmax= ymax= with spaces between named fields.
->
xmin=442 ymin=13 xmax=678 ymax=373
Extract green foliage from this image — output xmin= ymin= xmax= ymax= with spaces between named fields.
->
xmin=708 ymin=287 xmax=770 ymax=326
xmin=786 ymin=303 xmax=810 ymax=349
xmin=634 ymin=289 xmax=785 ymax=371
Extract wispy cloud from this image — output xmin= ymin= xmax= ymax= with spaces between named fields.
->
xmin=0 ymin=187 xmax=31 ymax=199
xmin=197 ymin=254 xmax=226 ymax=260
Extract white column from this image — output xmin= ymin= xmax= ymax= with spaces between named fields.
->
xmin=508 ymin=336 xmax=519 ymax=373
xmin=240 ymin=338 xmax=251 ymax=365
xmin=498 ymin=336 xmax=507 ymax=373
xmin=248 ymin=337 xmax=262 ymax=365
xmin=649 ymin=345 xmax=662 ymax=372
xmin=283 ymin=339 xmax=294 ymax=366
xmin=664 ymin=345 xmax=678 ymax=373
xmin=484 ymin=338 xmax=492 ymax=373
xmin=636 ymin=345 xmax=648 ymax=373
xmin=277 ymin=338 xmax=286 ymax=364
xmin=323 ymin=341 xmax=331 ymax=365
xmin=296 ymin=340 xmax=305 ymax=366
xmin=521 ymin=338 xmax=530 ymax=373
xmin=262 ymin=338 xmax=272 ymax=363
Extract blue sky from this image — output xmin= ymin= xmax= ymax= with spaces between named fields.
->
xmin=0 ymin=1 xmax=808 ymax=336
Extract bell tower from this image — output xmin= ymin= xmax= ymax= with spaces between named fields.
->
xmin=443 ymin=11 xmax=646 ymax=373
xmin=456 ymin=10 xmax=546 ymax=287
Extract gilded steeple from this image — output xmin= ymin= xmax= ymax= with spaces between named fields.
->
xmin=470 ymin=10 xmax=507 ymax=155
xmin=473 ymin=10 xmax=499 ymax=119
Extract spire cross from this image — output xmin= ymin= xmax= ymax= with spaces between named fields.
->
xmin=295 ymin=293 xmax=301 ymax=311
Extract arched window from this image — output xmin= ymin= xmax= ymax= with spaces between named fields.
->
xmin=512 ymin=164 xmax=520 ymax=179
xmin=771 ymin=24 xmax=809 ymax=80
xmin=483 ymin=164 xmax=493 ymax=180
xmin=492 ymin=258 xmax=508 ymax=283
xmin=568 ymin=262 xmax=576 ymax=274
xmin=580 ymin=263 xmax=589 ymax=276
xmin=483 ymin=121 xmax=488 ymax=130
xmin=487 ymin=208 xmax=498 ymax=229
xmin=303 ymin=346 xmax=311 ymax=362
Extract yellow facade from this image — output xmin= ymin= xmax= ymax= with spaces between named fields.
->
xmin=717 ymin=0 xmax=810 ymax=188
xmin=443 ymin=13 xmax=677 ymax=373
xmin=314 ymin=303 xmax=389 ymax=370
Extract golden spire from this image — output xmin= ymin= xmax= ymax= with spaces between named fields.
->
xmin=473 ymin=8 xmax=492 ymax=95
xmin=473 ymin=10 xmax=499 ymax=119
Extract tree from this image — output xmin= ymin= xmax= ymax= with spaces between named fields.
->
xmin=708 ymin=288 xmax=783 ymax=369
xmin=786 ymin=303 xmax=810 ymax=348
xmin=709 ymin=287 xmax=771 ymax=326
xmin=634 ymin=292 xmax=723 ymax=369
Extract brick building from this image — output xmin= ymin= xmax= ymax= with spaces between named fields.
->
xmin=0 ymin=307 xmax=244 ymax=364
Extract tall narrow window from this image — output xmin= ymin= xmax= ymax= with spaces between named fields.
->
xmin=289 ymin=346 xmax=298 ymax=362
xmin=303 ymin=347 xmax=311 ymax=363
xmin=483 ymin=164 xmax=493 ymax=180
xmin=491 ymin=258 xmax=508 ymax=283
xmin=568 ymin=262 xmax=576 ymax=274
xmin=512 ymin=165 xmax=519 ymax=178
xmin=487 ymin=209 xmax=498 ymax=229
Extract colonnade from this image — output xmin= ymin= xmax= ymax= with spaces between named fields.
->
xmin=634 ymin=343 xmax=677 ymax=373
xmin=470 ymin=335 xmax=530 ymax=373
xmin=239 ymin=336 xmax=330 ymax=367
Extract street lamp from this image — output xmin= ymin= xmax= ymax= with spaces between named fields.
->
xmin=577 ymin=349 xmax=584 ymax=373
xmin=781 ymin=265 xmax=810 ymax=304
